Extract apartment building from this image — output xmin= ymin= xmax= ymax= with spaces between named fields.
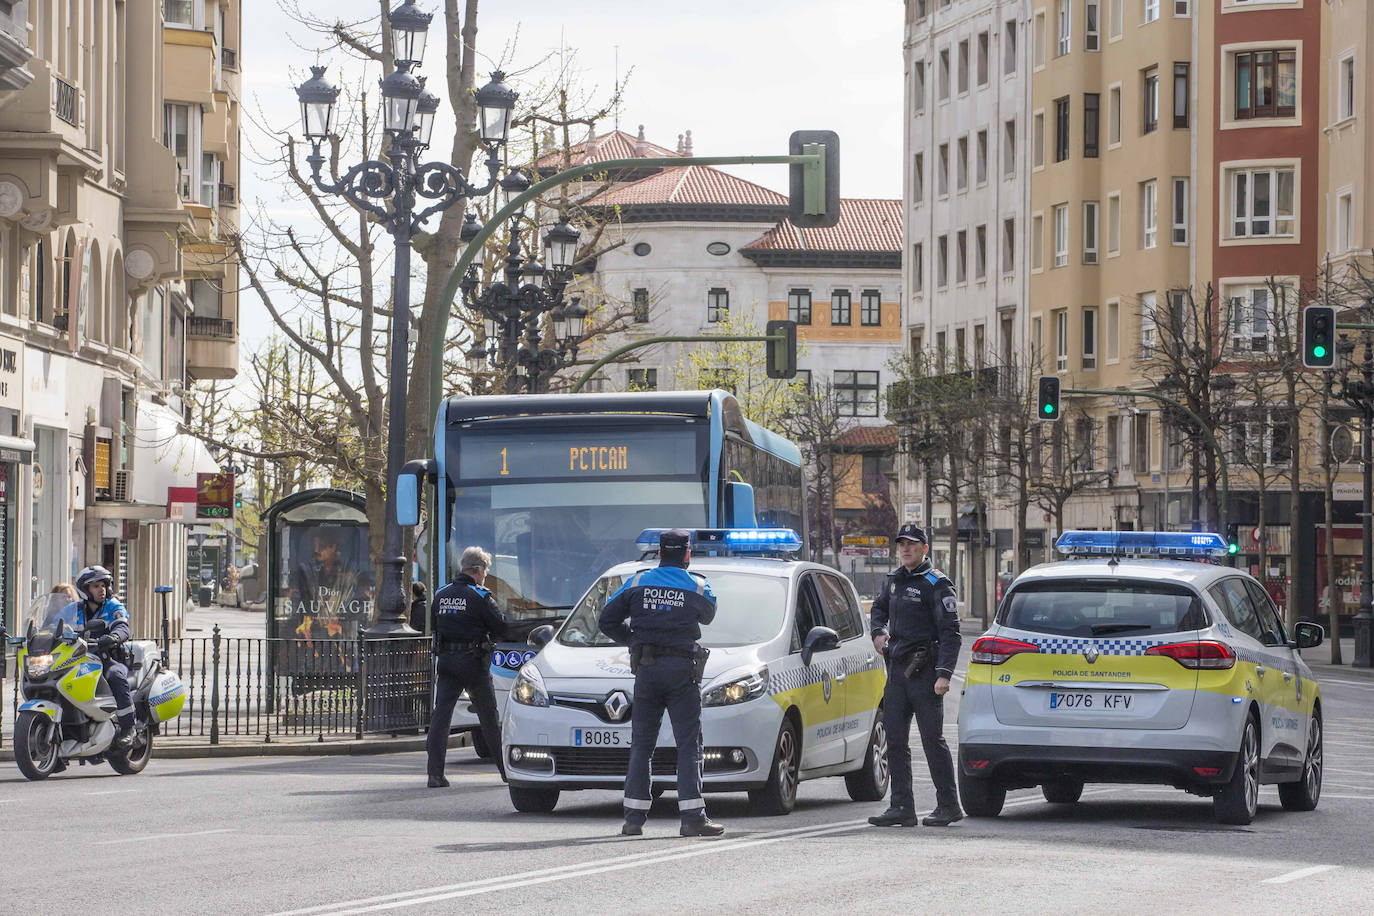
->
xmin=902 ymin=0 xmax=1030 ymax=595
xmin=1027 ymin=0 xmax=1323 ymax=617
xmin=0 ymin=1 xmax=242 ymax=636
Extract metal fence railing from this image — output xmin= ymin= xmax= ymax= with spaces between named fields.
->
xmin=3 ymin=625 xmax=433 ymax=747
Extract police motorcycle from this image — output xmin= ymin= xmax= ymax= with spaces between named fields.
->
xmin=10 ymin=594 xmax=187 ymax=780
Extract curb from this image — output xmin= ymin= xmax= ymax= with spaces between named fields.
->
xmin=0 ymin=731 xmax=471 ymax=762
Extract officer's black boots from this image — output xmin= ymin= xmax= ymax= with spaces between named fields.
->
xmin=680 ymin=818 xmax=725 ymax=837
xmin=427 ymin=776 xmax=450 ymax=788
xmin=868 ymin=806 xmax=920 ymax=827
xmin=620 ymin=822 xmax=643 ymax=837
xmin=923 ymin=805 xmax=964 ymax=827
xmin=111 ymin=723 xmax=135 ymax=752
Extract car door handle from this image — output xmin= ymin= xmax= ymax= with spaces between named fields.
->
xmin=1255 ymin=666 xmax=1267 ymax=677
xmin=835 ymin=673 xmax=847 ymax=684
xmin=1283 ymin=671 xmax=1293 ymax=682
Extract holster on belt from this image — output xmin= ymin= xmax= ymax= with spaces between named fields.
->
xmin=692 ymin=645 xmax=710 ymax=684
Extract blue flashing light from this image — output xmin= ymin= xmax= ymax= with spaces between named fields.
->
xmin=635 ymin=528 xmax=803 ymax=555
xmin=1054 ymin=530 xmax=1230 ymax=559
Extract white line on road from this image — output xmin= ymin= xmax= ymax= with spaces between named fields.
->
xmin=1321 ymin=679 xmax=1374 ymax=690
xmin=95 ymin=828 xmax=236 ymax=845
xmin=84 ymin=789 xmax=136 ymax=796
xmin=1262 ymin=865 xmax=1339 ymax=885
xmin=1313 ymin=793 xmax=1374 ymax=800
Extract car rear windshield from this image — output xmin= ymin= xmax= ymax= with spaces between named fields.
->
xmin=1001 ymin=579 xmax=1207 ymax=637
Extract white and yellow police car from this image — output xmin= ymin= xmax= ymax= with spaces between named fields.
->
xmin=500 ymin=528 xmax=889 ymax=815
xmin=958 ymin=531 xmax=1324 ymax=825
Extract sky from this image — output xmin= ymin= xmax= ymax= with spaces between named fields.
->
xmin=237 ymin=0 xmax=905 ymax=357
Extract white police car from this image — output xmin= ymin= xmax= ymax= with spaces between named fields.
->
xmin=958 ymin=531 xmax=1325 ymax=826
xmin=500 ymin=528 xmax=890 ymax=814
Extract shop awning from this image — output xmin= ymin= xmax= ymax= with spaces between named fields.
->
xmin=130 ymin=401 xmax=220 ymax=510
xmin=0 ymin=434 xmax=35 ymax=464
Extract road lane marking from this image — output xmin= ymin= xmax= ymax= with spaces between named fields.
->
xmin=1262 ymin=865 xmax=1338 ymax=884
xmin=85 ymin=789 xmax=136 ymax=796
xmin=270 ymin=820 xmax=871 ymax=916
xmin=1315 ymin=793 xmax=1374 ymax=800
xmin=1320 ymin=679 xmax=1374 ymax=691
xmin=95 ymin=828 xmax=235 ymax=845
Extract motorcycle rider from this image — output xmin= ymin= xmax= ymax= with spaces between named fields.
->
xmin=60 ymin=566 xmax=136 ymax=751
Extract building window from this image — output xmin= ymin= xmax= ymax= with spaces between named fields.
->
xmin=632 ymin=287 xmax=650 ymax=323
xmin=788 ymin=288 xmax=812 ymax=325
xmin=956 ymin=229 xmax=968 ymax=283
xmin=913 ymin=243 xmax=924 ymax=292
xmin=1031 ymin=215 xmax=1044 ymax=271
xmin=1228 ymin=284 xmax=1289 ymax=353
xmin=915 ymin=0 xmax=928 ymax=19
xmin=1055 ymin=309 xmax=1069 ymax=371
xmin=1141 ymin=179 xmax=1158 ymax=248
xmin=1173 ymin=63 xmax=1190 ymax=128
xmin=937 ymin=235 xmax=949 ymax=287
xmin=1234 ymin=50 xmax=1296 ymax=120
xmin=1003 ymin=119 xmax=1016 ymax=177
xmin=1106 ymin=300 xmax=1120 ymax=361
xmin=913 ymin=153 xmax=924 ymax=204
xmin=1340 ymin=54 xmax=1356 ymax=121
xmin=939 ymin=47 xmax=950 ymax=100
xmin=1171 ymin=177 xmax=1189 ymax=245
xmin=164 ymin=1 xmax=194 ymax=26
xmin=1034 ymin=12 xmax=1047 ymax=69
xmin=976 ymin=129 xmax=988 ymax=185
xmin=958 ymin=39 xmax=970 ymax=94
xmin=1230 ymin=167 xmax=1296 ymax=238
xmin=1107 ymin=193 xmax=1121 ymax=254
xmin=1082 ymin=306 xmax=1098 ymax=370
xmin=1143 ymin=66 xmax=1159 ymax=134
xmin=1058 ymin=0 xmax=1071 ymax=56
xmin=1084 ymin=93 xmax=1100 ymax=157
xmin=200 ymin=154 xmax=219 ymax=207
xmin=1109 ymin=85 xmax=1122 ymax=145
xmin=835 ymin=370 xmax=879 ymax=417
xmin=1031 ymin=317 xmax=1043 ymax=364
xmin=1083 ymin=201 xmax=1100 ymax=264
xmin=1003 ymin=218 xmax=1015 ymax=273
xmin=1086 ymin=1 xmax=1100 ymax=51
xmin=957 ymin=136 xmax=968 ymax=191
xmin=1107 ymin=414 xmax=1120 ymax=471
xmin=975 ymin=226 xmax=987 ymax=280
xmin=1033 ymin=112 xmax=1045 ymax=169
xmin=1338 ymin=191 xmax=1355 ymax=253
xmin=1144 ymin=0 xmax=1159 ymax=23
xmin=707 ymin=287 xmax=729 ymax=322
xmin=628 ymin=368 xmax=658 ymax=390
xmin=1055 ymin=96 xmax=1070 ymax=162
xmin=938 ymin=143 xmax=949 ymax=196
xmin=1053 ymin=204 xmax=1069 ymax=268
xmin=861 ymin=289 xmax=882 ymax=326
xmin=1134 ymin=412 xmax=1150 ymax=474
xmin=831 ymin=289 xmax=851 ymax=326
xmin=978 ymin=31 xmax=990 ymax=86
xmin=913 ymin=61 xmax=926 ymax=114
xmin=1174 ymin=0 xmax=1189 ymax=14
xmin=1110 ymin=0 xmax=1123 ymax=40
xmin=1140 ymin=291 xmax=1157 ymax=358
xmin=1005 ymin=19 xmax=1018 ymax=75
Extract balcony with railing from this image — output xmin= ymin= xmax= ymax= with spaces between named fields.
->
xmin=222 ymin=48 xmax=237 ymax=70
xmin=218 ymin=182 xmax=236 ymax=206
xmin=52 ymin=75 xmax=78 ymax=126
xmin=186 ymin=314 xmax=239 ymax=380
xmin=188 ymin=316 xmax=234 ymax=339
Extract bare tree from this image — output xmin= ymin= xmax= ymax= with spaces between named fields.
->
xmin=779 ymin=382 xmax=858 ymax=562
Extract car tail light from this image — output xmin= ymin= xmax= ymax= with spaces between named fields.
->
xmin=971 ymin=636 xmax=1040 ymax=665
xmin=1145 ymin=640 xmax=1236 ymax=669
xmin=1193 ymin=766 xmax=1222 ymax=776
xmin=968 ymin=759 xmax=991 ymax=770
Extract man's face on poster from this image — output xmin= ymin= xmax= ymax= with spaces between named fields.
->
xmin=315 ymin=539 xmax=340 ymax=566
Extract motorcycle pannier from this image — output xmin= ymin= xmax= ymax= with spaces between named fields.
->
xmin=147 ymin=671 xmax=188 ymax=722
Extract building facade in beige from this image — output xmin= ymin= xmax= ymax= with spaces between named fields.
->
xmin=0 ymin=0 xmax=242 ymax=637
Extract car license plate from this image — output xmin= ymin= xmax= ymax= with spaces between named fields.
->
xmin=1047 ymin=691 xmax=1134 ymax=711
xmin=572 ymin=728 xmax=628 ymax=747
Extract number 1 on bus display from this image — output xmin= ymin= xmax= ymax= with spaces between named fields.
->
xmin=500 ymin=447 xmax=509 ymax=476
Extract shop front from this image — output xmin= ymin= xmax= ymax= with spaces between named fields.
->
xmin=1315 ymin=525 xmax=1364 ymax=631
xmin=1234 ymin=525 xmax=1291 ymax=620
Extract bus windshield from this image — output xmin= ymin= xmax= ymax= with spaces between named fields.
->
xmin=446 ymin=420 xmax=708 ymax=626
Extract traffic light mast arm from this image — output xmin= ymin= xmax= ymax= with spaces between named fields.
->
xmin=569 ymin=333 xmax=789 ymax=393
xmin=1064 ymin=386 xmax=1229 ymax=538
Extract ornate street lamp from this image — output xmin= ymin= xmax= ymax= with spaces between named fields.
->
xmin=293 ymin=8 xmax=518 ymax=634
xmin=543 ymin=220 xmax=580 ymax=272
xmin=475 ymin=71 xmax=518 ymax=145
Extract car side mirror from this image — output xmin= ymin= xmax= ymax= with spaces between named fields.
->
xmin=801 ymin=625 xmax=840 ymax=667
xmin=528 ymin=625 xmax=555 ymax=650
xmin=1294 ymin=621 xmax=1324 ymax=650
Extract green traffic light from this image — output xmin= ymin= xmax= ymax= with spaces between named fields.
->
xmin=1313 ymin=345 xmax=1327 ymax=359
xmin=1227 ymin=542 xmax=1239 ymax=555
xmin=1043 ymin=404 xmax=1053 ymax=415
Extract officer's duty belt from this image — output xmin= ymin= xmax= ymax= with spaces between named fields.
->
xmin=436 ymin=640 xmax=488 ymax=653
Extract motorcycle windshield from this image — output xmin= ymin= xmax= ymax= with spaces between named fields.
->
xmin=31 ymin=594 xmax=80 ymax=631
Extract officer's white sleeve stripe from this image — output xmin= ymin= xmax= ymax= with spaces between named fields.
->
xmin=115 ymin=706 xmax=135 ymax=716
xmin=623 ymin=796 xmax=652 ymax=810
xmin=678 ymin=797 xmax=706 ymax=810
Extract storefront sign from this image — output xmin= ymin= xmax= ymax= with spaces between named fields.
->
xmin=842 ymin=535 xmax=889 ymax=547
xmin=1334 ymin=482 xmax=1363 ymax=502
xmin=196 ymin=472 xmax=235 ymax=519
xmin=903 ymin=502 xmax=923 ymax=523
xmin=0 ymin=332 xmax=22 ymax=412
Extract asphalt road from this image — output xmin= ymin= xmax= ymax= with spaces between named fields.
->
xmin=3 ymin=660 xmax=1373 ymax=915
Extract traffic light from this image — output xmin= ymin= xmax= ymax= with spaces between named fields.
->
xmin=1302 ymin=305 xmax=1336 ymax=369
xmin=1225 ymin=523 xmax=1241 ymax=556
xmin=788 ymin=130 xmax=840 ymax=229
xmin=1037 ymin=376 xmax=1061 ymax=421
xmin=765 ymin=319 xmax=798 ymax=379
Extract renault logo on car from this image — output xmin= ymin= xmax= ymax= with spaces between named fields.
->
xmin=1083 ymin=647 xmax=1100 ymax=664
xmin=603 ymin=690 xmax=630 ymax=721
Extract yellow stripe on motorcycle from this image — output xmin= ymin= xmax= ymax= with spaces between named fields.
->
xmin=60 ymin=660 xmax=103 ymax=704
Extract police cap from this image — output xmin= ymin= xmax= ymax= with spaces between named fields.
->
xmin=895 ymin=523 xmax=928 ymax=544
xmin=659 ymin=528 xmax=693 ymax=551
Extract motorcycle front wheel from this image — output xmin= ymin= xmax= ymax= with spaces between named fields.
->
xmin=14 ymin=711 xmax=61 ymax=780
xmin=108 ymin=725 xmax=153 ymax=775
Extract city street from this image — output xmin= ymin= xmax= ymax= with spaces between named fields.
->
xmin=4 ymin=647 xmax=1373 ymax=915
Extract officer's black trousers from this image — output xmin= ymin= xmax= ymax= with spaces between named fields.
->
xmin=104 ymin=660 xmax=134 ymax=730
xmin=427 ymin=649 xmax=504 ymax=780
xmin=884 ymin=661 xmax=959 ymax=812
xmin=624 ymin=655 xmax=705 ymax=826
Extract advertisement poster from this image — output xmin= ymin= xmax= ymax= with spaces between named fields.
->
xmin=280 ymin=522 xmax=373 ymax=656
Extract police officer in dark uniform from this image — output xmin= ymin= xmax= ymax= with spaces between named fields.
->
xmin=426 ymin=546 xmax=507 ymax=787
xmin=868 ymin=523 xmax=964 ymax=827
xmin=66 ymin=566 xmax=136 ymax=751
xmin=599 ymin=529 xmax=724 ymax=838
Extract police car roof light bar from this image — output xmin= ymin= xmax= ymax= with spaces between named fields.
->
xmin=634 ymin=528 xmax=803 ymax=556
xmin=1054 ymin=530 xmax=1230 ymax=559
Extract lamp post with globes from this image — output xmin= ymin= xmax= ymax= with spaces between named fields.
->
xmin=294 ymin=2 xmax=518 ymax=634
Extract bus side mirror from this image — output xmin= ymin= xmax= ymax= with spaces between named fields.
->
xmin=726 ymin=481 xmax=756 ymax=528
xmin=395 ymin=459 xmax=436 ymax=528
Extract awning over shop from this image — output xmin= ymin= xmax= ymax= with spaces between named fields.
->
xmin=0 ymin=434 xmax=35 ymax=464
xmin=130 ymin=401 xmax=220 ymax=510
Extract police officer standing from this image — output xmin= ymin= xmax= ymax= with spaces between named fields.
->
xmin=868 ymin=524 xmax=963 ymax=828
xmin=426 ymin=546 xmax=507 ymax=788
xmin=599 ymin=529 xmax=724 ymax=838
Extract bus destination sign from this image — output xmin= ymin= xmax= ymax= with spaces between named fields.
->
xmin=459 ymin=429 xmax=699 ymax=481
